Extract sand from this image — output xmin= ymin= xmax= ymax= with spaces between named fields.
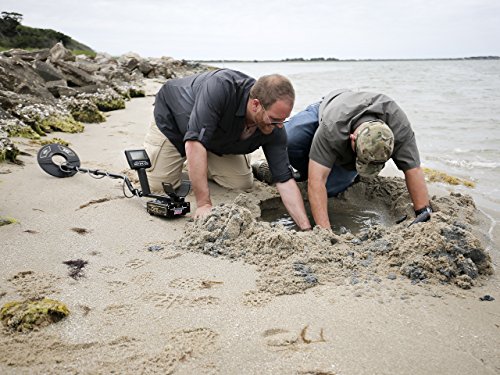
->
xmin=1 ymin=79 xmax=499 ymax=374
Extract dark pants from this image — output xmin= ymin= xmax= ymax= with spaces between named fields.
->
xmin=286 ymin=102 xmax=357 ymax=197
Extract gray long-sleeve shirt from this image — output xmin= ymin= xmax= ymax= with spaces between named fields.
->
xmin=153 ymin=69 xmax=293 ymax=182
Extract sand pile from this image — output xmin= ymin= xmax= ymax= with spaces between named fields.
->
xmin=171 ymin=177 xmax=493 ymax=294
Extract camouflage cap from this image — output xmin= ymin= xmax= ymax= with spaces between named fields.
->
xmin=355 ymin=120 xmax=394 ymax=178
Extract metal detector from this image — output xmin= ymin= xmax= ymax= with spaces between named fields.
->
xmin=37 ymin=143 xmax=190 ymax=218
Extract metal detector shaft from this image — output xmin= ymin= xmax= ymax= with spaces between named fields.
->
xmin=61 ymin=164 xmax=141 ymax=197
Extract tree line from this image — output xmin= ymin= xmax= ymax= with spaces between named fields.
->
xmin=0 ymin=11 xmax=92 ymax=52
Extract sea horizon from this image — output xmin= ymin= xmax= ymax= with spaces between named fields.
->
xmin=195 ymin=56 xmax=500 ymax=63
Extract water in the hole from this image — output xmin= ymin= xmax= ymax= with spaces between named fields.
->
xmin=260 ymin=197 xmax=396 ymax=234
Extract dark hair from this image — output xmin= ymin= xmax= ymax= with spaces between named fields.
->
xmin=249 ymin=74 xmax=295 ymax=108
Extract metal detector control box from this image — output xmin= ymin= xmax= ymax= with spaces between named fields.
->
xmin=37 ymin=144 xmax=190 ymax=219
xmin=124 ymin=149 xmax=151 ymax=170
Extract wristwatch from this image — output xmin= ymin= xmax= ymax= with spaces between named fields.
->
xmin=414 ymin=205 xmax=432 ymax=216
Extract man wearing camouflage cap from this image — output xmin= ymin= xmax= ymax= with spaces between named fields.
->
xmin=284 ymin=89 xmax=431 ymax=229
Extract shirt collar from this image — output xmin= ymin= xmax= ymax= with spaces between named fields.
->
xmin=236 ymin=90 xmax=250 ymax=117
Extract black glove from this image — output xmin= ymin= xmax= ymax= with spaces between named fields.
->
xmin=408 ymin=205 xmax=432 ymax=227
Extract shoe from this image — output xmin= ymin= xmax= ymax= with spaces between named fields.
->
xmin=251 ymin=160 xmax=273 ymax=184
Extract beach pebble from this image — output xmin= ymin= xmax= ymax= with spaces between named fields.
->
xmin=147 ymin=245 xmax=164 ymax=252
xmin=479 ymin=295 xmax=495 ymax=301
xmin=387 ymin=273 xmax=397 ymax=280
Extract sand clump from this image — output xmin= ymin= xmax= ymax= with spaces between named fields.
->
xmin=171 ymin=176 xmax=493 ymax=295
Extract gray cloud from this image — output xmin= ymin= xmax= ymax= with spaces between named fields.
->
xmin=3 ymin=0 xmax=499 ymax=59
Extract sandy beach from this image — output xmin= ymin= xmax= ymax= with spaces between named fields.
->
xmin=1 ymin=79 xmax=499 ymax=375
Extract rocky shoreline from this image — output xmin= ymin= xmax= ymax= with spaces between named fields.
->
xmin=0 ymin=42 xmax=212 ymax=162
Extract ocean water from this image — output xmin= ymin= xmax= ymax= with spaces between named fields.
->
xmin=213 ymin=60 xmax=500 ymax=220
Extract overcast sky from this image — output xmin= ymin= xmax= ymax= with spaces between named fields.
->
xmin=4 ymin=0 xmax=500 ymax=60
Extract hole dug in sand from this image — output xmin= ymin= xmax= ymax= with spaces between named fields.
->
xmin=260 ymin=195 xmax=397 ymax=234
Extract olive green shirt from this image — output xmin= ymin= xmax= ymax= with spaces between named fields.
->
xmin=310 ymin=89 xmax=421 ymax=171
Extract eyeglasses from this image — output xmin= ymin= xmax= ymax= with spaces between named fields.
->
xmin=260 ymin=102 xmax=288 ymax=128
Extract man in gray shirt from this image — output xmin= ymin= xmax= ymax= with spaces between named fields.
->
xmin=144 ymin=68 xmax=311 ymax=229
xmin=285 ymin=89 xmax=431 ymax=229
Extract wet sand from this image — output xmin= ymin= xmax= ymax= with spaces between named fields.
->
xmin=1 ymin=79 xmax=499 ymax=374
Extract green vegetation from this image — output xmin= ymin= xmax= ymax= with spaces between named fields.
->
xmin=0 ymin=146 xmax=19 ymax=163
xmin=95 ymin=98 xmax=126 ymax=112
xmin=70 ymin=106 xmax=106 ymax=123
xmin=64 ymin=99 xmax=106 ymax=123
xmin=40 ymin=137 xmax=70 ymax=146
xmin=128 ymin=88 xmax=146 ymax=98
xmin=72 ymin=49 xmax=97 ymax=57
xmin=423 ymin=167 xmax=476 ymax=188
xmin=0 ymin=216 xmax=18 ymax=226
xmin=5 ymin=122 xmax=40 ymax=139
xmin=39 ymin=115 xmax=85 ymax=134
xmin=1 ymin=298 xmax=69 ymax=332
xmin=0 ymin=11 xmax=93 ymax=53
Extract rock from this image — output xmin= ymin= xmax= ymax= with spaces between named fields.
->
xmin=76 ymin=88 xmax=126 ymax=111
xmin=0 ymin=57 xmax=54 ymax=99
xmin=49 ymin=42 xmax=75 ymax=62
xmin=0 ymin=136 xmax=20 ymax=162
xmin=0 ymin=89 xmax=54 ymax=112
xmin=54 ymin=60 xmax=98 ymax=87
xmin=94 ymin=51 xmax=115 ymax=64
xmin=119 ymin=55 xmax=140 ymax=71
xmin=46 ymin=80 xmax=76 ymax=98
xmin=0 ymin=298 xmax=69 ymax=332
xmin=61 ymin=97 xmax=106 ymax=123
xmin=32 ymin=60 xmax=66 ymax=82
xmin=15 ymin=102 xmax=84 ymax=135
xmin=0 ymin=107 xmax=38 ymax=138
xmin=73 ymin=58 xmax=100 ymax=74
xmin=2 ymin=48 xmax=50 ymax=61
xmin=138 ymin=60 xmax=154 ymax=75
xmin=479 ymin=295 xmax=495 ymax=301
xmin=118 ymin=52 xmax=142 ymax=69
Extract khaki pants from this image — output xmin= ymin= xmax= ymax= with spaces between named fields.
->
xmin=143 ymin=121 xmax=253 ymax=192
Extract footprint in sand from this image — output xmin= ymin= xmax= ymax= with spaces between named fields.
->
xmin=242 ymin=290 xmax=273 ymax=307
xmin=190 ymin=296 xmax=219 ymax=306
xmin=134 ymin=328 xmax=219 ymax=373
xmin=99 ymin=266 xmax=119 ymax=275
xmin=142 ymin=292 xmax=219 ymax=309
xmin=168 ymin=277 xmax=224 ymax=291
xmin=125 ymin=259 xmax=147 ymax=270
xmin=263 ymin=325 xmax=326 ymax=351
xmin=7 ymin=270 xmax=61 ymax=298
xmin=104 ymin=303 xmax=137 ymax=318
xmin=131 ymin=272 xmax=155 ymax=286
xmin=106 ymin=280 xmax=128 ymax=292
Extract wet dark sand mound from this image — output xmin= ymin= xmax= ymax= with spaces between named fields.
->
xmin=172 ymin=177 xmax=493 ymax=294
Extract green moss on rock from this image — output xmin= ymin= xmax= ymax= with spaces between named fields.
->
xmin=95 ymin=98 xmax=126 ymax=112
xmin=0 ymin=216 xmax=18 ymax=226
xmin=40 ymin=138 xmax=70 ymax=147
xmin=39 ymin=115 xmax=84 ymax=133
xmin=128 ymin=88 xmax=146 ymax=98
xmin=71 ymin=108 xmax=106 ymax=123
xmin=0 ymin=145 xmax=19 ymax=163
xmin=63 ymin=98 xmax=106 ymax=123
xmin=6 ymin=124 xmax=40 ymax=139
xmin=1 ymin=298 xmax=69 ymax=332
xmin=423 ymin=167 xmax=475 ymax=188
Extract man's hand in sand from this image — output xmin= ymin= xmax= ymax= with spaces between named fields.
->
xmin=194 ymin=204 xmax=213 ymax=219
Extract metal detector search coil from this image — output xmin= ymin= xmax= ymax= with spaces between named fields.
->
xmin=37 ymin=144 xmax=190 ymax=218
xmin=38 ymin=143 xmax=81 ymax=177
